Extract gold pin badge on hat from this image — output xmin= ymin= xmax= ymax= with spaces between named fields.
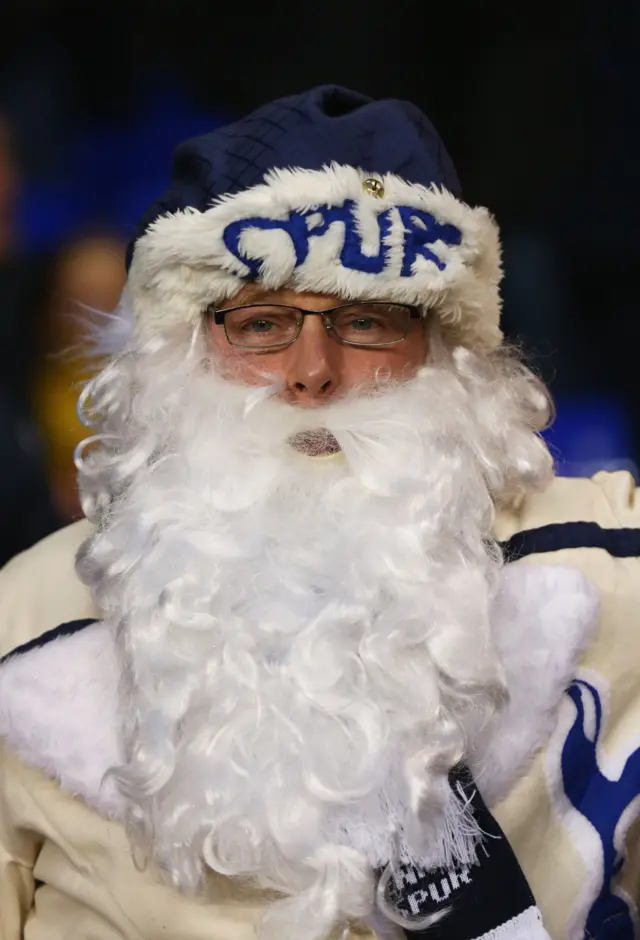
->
xmin=363 ymin=177 xmax=385 ymax=198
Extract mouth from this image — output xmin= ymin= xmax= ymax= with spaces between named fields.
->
xmin=288 ymin=428 xmax=342 ymax=457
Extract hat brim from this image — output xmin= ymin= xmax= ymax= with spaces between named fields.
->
xmin=127 ymin=163 xmax=503 ymax=349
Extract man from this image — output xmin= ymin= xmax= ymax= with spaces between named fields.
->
xmin=0 ymin=86 xmax=638 ymax=940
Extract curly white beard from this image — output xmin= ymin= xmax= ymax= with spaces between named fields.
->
xmin=76 ymin=324 xmax=552 ymax=940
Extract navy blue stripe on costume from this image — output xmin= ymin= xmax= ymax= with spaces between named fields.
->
xmin=501 ymin=522 xmax=640 ymax=561
xmin=0 ymin=619 xmax=98 ymax=665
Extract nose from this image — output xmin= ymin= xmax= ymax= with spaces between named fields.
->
xmin=281 ymin=315 xmax=339 ymax=405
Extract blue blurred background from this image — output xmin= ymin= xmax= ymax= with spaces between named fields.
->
xmin=0 ymin=1 xmax=638 ymax=564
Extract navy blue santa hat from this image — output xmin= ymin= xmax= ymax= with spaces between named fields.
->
xmin=126 ymin=85 xmax=462 ymax=267
xmin=125 ymin=85 xmax=502 ymax=350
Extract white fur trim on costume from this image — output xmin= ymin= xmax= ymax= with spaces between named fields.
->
xmin=470 ymin=563 xmax=600 ymax=806
xmin=0 ymin=564 xmax=597 ymax=830
xmin=127 ymin=163 xmax=503 ymax=349
xmin=0 ymin=621 xmax=122 ymax=817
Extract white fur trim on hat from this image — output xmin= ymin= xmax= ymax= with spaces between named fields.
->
xmin=127 ymin=163 xmax=503 ymax=349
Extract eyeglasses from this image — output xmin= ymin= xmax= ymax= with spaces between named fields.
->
xmin=207 ymin=301 xmax=421 ymax=349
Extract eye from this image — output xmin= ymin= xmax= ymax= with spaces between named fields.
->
xmin=345 ymin=316 xmax=380 ymax=331
xmin=331 ymin=303 xmax=411 ymax=345
xmin=223 ymin=305 xmax=300 ymax=348
xmin=240 ymin=318 xmax=276 ymax=334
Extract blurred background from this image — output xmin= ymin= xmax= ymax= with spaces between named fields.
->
xmin=0 ymin=1 xmax=638 ymax=564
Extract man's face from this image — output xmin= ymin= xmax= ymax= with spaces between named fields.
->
xmin=206 ymin=285 xmax=428 ymax=406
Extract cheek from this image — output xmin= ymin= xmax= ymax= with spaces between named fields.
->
xmin=398 ymin=329 xmax=428 ymax=371
xmin=341 ymin=330 xmax=427 ymax=383
xmin=207 ymin=323 xmax=283 ymax=386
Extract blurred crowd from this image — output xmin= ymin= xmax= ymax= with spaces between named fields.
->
xmin=0 ymin=1 xmax=638 ymax=565
xmin=1 ymin=121 xmax=125 ymax=562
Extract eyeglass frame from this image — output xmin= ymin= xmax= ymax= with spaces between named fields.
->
xmin=206 ymin=301 xmax=423 ymax=349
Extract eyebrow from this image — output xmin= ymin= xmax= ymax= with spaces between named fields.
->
xmin=231 ymin=283 xmax=282 ymax=304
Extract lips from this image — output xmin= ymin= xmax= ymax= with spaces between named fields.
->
xmin=288 ymin=429 xmax=341 ymax=457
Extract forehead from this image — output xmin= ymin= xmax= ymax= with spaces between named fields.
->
xmin=228 ymin=283 xmax=342 ymax=307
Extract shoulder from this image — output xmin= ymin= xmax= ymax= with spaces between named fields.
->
xmin=0 ymin=520 xmax=98 ymax=659
xmin=494 ymin=476 xmax=640 ymax=930
xmin=495 ymin=473 xmax=640 ymax=662
xmin=0 ymin=522 xmax=123 ymax=817
xmin=495 ymin=471 xmax=640 ymax=562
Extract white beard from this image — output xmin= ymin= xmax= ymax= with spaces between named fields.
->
xmin=77 ymin=332 xmax=552 ymax=940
